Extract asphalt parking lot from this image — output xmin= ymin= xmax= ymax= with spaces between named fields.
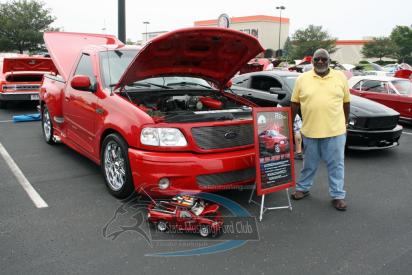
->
xmin=1 ymin=102 xmax=412 ymax=275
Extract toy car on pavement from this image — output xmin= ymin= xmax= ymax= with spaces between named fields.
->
xmin=147 ymin=195 xmax=223 ymax=237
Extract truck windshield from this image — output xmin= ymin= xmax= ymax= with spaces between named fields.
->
xmin=99 ymin=50 xmax=214 ymax=90
xmin=99 ymin=49 xmax=138 ymax=89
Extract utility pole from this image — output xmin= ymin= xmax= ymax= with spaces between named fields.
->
xmin=118 ymin=0 xmax=126 ymax=43
xmin=276 ymin=5 xmax=285 ymax=56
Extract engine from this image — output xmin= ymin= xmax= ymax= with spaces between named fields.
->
xmin=124 ymin=92 xmax=251 ymax=122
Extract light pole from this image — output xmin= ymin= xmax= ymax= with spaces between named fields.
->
xmin=276 ymin=5 xmax=285 ymax=53
xmin=143 ymin=21 xmax=150 ymax=42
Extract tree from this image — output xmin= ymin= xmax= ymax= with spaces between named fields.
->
xmin=390 ymin=26 xmax=412 ymax=64
xmin=283 ymin=36 xmax=293 ymax=61
xmin=289 ymin=25 xmax=337 ymax=60
xmin=361 ymin=37 xmax=395 ymax=61
xmin=0 ymin=0 xmax=56 ymax=53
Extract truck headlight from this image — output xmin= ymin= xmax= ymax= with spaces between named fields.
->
xmin=140 ymin=128 xmax=187 ymax=146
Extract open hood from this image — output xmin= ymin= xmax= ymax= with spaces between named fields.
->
xmin=43 ymin=32 xmax=124 ymax=81
xmin=2 ymin=57 xmax=57 ymax=74
xmin=115 ymin=27 xmax=264 ymax=90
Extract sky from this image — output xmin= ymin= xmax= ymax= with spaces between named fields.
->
xmin=28 ymin=0 xmax=412 ymax=41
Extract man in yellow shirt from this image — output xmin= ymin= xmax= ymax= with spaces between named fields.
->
xmin=290 ymin=49 xmax=350 ymax=211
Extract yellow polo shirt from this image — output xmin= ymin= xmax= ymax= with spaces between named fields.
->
xmin=291 ymin=69 xmax=350 ymax=138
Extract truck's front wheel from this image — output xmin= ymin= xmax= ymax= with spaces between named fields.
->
xmin=101 ymin=133 xmax=134 ymax=199
xmin=42 ymin=106 xmax=55 ymax=144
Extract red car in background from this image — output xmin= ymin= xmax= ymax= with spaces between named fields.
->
xmin=0 ymin=55 xmax=56 ymax=108
xmin=259 ymin=129 xmax=289 ymax=154
xmin=349 ymin=75 xmax=412 ymax=122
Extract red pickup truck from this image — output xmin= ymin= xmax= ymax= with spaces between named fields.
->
xmin=40 ymin=28 xmax=263 ymax=198
xmin=148 ymin=195 xmax=223 ymax=237
xmin=0 ymin=54 xmax=56 ymax=108
xmin=259 ymin=129 xmax=289 ymax=154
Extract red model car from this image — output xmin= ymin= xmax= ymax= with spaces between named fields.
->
xmin=148 ymin=195 xmax=223 ymax=237
xmin=349 ymin=75 xmax=412 ymax=122
xmin=0 ymin=55 xmax=56 ymax=108
xmin=40 ymin=28 xmax=263 ymax=198
xmin=258 ymin=129 xmax=289 ymax=154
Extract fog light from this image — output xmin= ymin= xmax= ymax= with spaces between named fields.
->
xmin=158 ymin=178 xmax=170 ymax=190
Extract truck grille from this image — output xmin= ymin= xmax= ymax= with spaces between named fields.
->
xmin=365 ymin=115 xmax=399 ymax=130
xmin=197 ymin=168 xmax=256 ymax=187
xmin=2 ymin=84 xmax=40 ymax=91
xmin=191 ymin=124 xmax=254 ymax=149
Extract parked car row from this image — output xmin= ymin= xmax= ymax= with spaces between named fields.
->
xmin=231 ymin=70 xmax=403 ymax=150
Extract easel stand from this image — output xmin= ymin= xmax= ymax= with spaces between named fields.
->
xmin=249 ymin=185 xmax=293 ymax=221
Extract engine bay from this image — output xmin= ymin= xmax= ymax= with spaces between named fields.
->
xmin=121 ymin=90 xmax=252 ymax=122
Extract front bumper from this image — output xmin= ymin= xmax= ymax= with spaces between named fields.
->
xmin=0 ymin=91 xmax=40 ymax=101
xmin=347 ymin=124 xmax=403 ymax=150
xmin=128 ymin=147 xmax=256 ymax=197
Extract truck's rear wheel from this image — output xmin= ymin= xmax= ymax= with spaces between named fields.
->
xmin=101 ymin=133 xmax=134 ymax=199
xmin=42 ymin=106 xmax=55 ymax=144
xmin=157 ymin=220 xmax=168 ymax=232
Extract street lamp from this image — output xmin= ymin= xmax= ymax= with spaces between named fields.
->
xmin=143 ymin=21 xmax=150 ymax=42
xmin=276 ymin=5 xmax=286 ymax=53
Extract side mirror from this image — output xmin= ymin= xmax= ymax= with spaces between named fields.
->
xmin=225 ymin=80 xmax=232 ymax=88
xmin=269 ymin=87 xmax=287 ymax=95
xmin=71 ymin=75 xmax=93 ymax=92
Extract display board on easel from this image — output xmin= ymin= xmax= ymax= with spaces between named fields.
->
xmin=250 ymin=107 xmax=296 ymax=221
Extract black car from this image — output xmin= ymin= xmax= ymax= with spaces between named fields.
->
xmin=231 ymin=71 xmax=403 ymax=150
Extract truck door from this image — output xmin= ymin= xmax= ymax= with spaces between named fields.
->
xmin=177 ymin=210 xmax=196 ymax=231
xmin=63 ymin=53 xmax=99 ymax=154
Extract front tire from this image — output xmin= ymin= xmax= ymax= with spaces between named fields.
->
xmin=101 ymin=133 xmax=134 ymax=199
xmin=199 ymin=225 xmax=210 ymax=237
xmin=42 ymin=106 xmax=55 ymax=144
xmin=274 ymin=144 xmax=281 ymax=154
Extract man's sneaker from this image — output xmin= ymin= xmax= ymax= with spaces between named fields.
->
xmin=294 ymin=153 xmax=303 ymax=160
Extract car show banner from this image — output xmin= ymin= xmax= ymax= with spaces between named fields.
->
xmin=253 ymin=107 xmax=296 ymax=195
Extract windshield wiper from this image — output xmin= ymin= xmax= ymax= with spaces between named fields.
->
xmin=127 ymin=82 xmax=172 ymax=89
xmin=167 ymin=81 xmax=212 ymax=89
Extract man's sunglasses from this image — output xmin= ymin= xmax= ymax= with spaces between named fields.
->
xmin=313 ymin=57 xmax=329 ymax=62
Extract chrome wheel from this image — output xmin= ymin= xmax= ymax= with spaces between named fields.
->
xmin=157 ymin=221 xmax=167 ymax=232
xmin=104 ymin=140 xmax=126 ymax=191
xmin=199 ymin=225 xmax=210 ymax=237
xmin=274 ymin=144 xmax=281 ymax=154
xmin=43 ymin=107 xmax=53 ymax=143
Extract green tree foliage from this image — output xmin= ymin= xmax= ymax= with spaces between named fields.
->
xmin=361 ymin=37 xmax=395 ymax=61
xmin=390 ymin=26 xmax=412 ymax=63
xmin=282 ymin=36 xmax=293 ymax=61
xmin=289 ymin=25 xmax=337 ymax=60
xmin=0 ymin=0 xmax=55 ymax=53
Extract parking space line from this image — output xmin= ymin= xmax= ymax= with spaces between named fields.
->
xmin=403 ymin=131 xmax=412 ymax=136
xmin=0 ymin=142 xmax=48 ymax=208
xmin=0 ymin=120 xmax=13 ymax=123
